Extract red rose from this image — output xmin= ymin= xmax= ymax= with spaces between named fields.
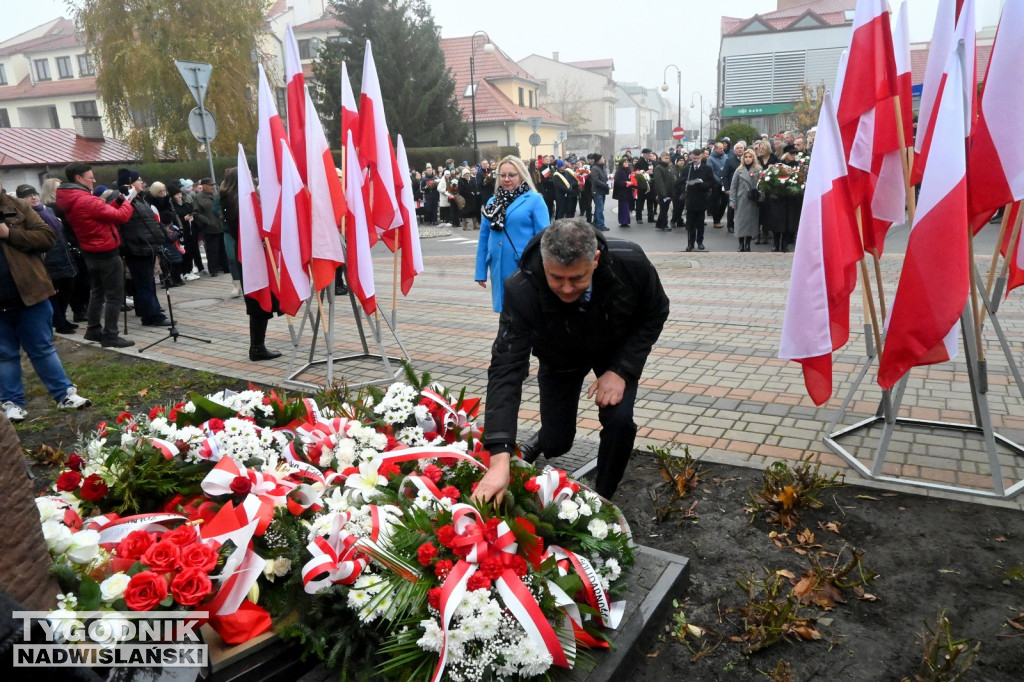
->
xmin=170 ymin=567 xmax=213 ymax=606
xmin=434 ymin=559 xmax=454 ymax=580
xmin=417 ymin=542 xmax=439 ymax=566
xmin=422 ymin=465 xmax=443 ymax=484
xmin=66 ymin=454 xmax=84 ymax=471
xmin=436 ymin=525 xmax=456 ymax=548
xmin=509 ymin=555 xmax=528 ymax=578
xmin=163 ymin=524 xmax=199 ymax=547
xmin=427 ymin=587 xmax=442 ymax=610
xmin=440 ymin=486 xmax=461 ymax=503
xmin=466 ymin=574 xmax=492 ymax=591
xmin=178 ymin=542 xmax=219 ymax=573
xmin=479 ymin=556 xmax=504 ymax=581
xmin=124 ymin=571 xmax=168 ymax=611
xmin=229 ymin=475 xmax=252 ymax=497
xmin=56 ymin=471 xmax=82 ymax=492
xmin=206 ymin=418 xmax=225 ymax=432
xmin=117 ymin=530 xmax=157 ymax=560
xmin=141 ymin=540 xmax=181 ymax=572
xmin=148 ymin=406 xmax=165 ymax=420
xmin=79 ymin=474 xmax=108 ymax=502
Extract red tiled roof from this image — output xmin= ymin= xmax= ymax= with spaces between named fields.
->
xmin=294 ymin=12 xmax=343 ymax=32
xmin=909 ymin=42 xmax=992 ymax=86
xmin=723 ymin=0 xmax=855 ymax=35
xmin=440 ymin=36 xmax=566 ymax=126
xmin=566 ymin=58 xmax=614 ymax=70
xmin=0 ymin=18 xmax=82 ymax=57
xmin=0 ymin=128 xmax=139 ymax=168
xmin=0 ymin=75 xmax=98 ymax=102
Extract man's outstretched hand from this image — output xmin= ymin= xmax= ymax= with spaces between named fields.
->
xmin=471 ymin=452 xmax=511 ymax=506
xmin=587 ymin=370 xmax=626 ymax=407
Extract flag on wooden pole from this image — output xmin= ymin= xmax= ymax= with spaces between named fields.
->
xmin=344 ymin=131 xmax=377 ymax=315
xmin=236 ymin=143 xmax=273 ymax=312
xmin=284 ymin=24 xmax=308 ymax=184
xmin=277 ymin=138 xmax=312 ymax=316
xmin=394 ymin=134 xmax=424 ymax=295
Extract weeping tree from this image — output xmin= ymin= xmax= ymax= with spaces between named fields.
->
xmin=312 ymin=0 xmax=467 ymax=149
xmin=72 ymin=0 xmax=268 ymax=160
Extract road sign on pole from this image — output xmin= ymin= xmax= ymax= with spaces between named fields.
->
xmin=188 ymin=107 xmax=217 ymax=144
xmin=174 ymin=60 xmax=217 ymax=185
xmin=672 ymin=126 xmax=685 ymax=141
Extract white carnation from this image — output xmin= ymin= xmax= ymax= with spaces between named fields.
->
xmin=587 ymin=518 xmax=609 ymax=540
xmin=557 ymin=499 xmax=580 ymax=523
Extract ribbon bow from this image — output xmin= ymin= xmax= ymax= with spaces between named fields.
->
xmin=201 ymin=457 xmax=290 ymax=534
xmin=528 ymin=468 xmax=580 ymax=508
xmin=300 ymin=512 xmax=371 ymax=593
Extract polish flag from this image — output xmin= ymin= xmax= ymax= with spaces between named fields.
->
xmin=256 ymin=64 xmax=287 ymax=247
xmin=912 ymin=0 xmax=959 ymax=186
xmin=779 ymin=91 xmax=862 ymax=406
xmin=999 ymin=202 xmax=1024 ymax=298
xmin=967 ymin=0 xmax=1024 ymax=231
xmin=341 ymin=61 xmax=360 ymax=156
xmin=284 ymin=24 xmax=307 ymax=184
xmin=304 ymin=84 xmax=346 ymax=292
xmin=394 ymin=135 xmax=424 ymax=295
xmin=892 ymin=1 xmax=914 ymax=147
xmin=878 ymin=42 xmax=971 ymax=390
xmin=835 ymin=0 xmax=903 ymax=255
xmin=236 ymin=144 xmax=273 ymax=312
xmin=277 ymin=138 xmax=312 ymax=316
xmin=358 ymin=40 xmax=400 ymax=237
xmin=344 ymin=130 xmax=377 ymax=315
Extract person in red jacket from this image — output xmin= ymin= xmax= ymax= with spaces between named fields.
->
xmin=55 ymin=162 xmax=136 ymax=348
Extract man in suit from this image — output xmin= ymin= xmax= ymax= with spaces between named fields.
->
xmin=682 ymin=149 xmax=715 ymax=252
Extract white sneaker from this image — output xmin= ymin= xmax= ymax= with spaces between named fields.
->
xmin=3 ymin=401 xmax=27 ymax=422
xmin=183 ymin=273 xmax=200 ymax=281
xmin=230 ymin=281 xmax=242 ymax=298
xmin=57 ymin=387 xmax=92 ymax=411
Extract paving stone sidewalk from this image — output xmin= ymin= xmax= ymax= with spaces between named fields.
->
xmin=65 ymin=249 xmax=1024 ymax=510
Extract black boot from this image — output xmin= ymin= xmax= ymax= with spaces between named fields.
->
xmin=745 ymin=237 xmax=752 ymax=252
xmin=249 ymin=316 xmax=282 ymax=361
xmin=772 ymin=232 xmax=782 ymax=252
xmin=737 ymin=238 xmax=745 ymax=252
xmin=519 ymin=433 xmax=543 ymax=463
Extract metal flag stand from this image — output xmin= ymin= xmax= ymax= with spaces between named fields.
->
xmin=282 ymin=283 xmax=409 ymax=392
xmin=824 ymin=281 xmax=1024 ymax=500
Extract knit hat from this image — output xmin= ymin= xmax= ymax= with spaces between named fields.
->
xmin=198 ymin=178 xmax=214 ymax=187
xmin=425 ymin=163 xmax=432 ymax=169
xmin=15 ymin=184 xmax=38 ymax=199
xmin=167 ymin=180 xmax=182 ymax=196
xmin=180 ymin=178 xmax=194 ymax=189
xmin=117 ymin=168 xmax=140 ymax=187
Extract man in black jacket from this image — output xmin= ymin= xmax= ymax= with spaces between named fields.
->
xmin=472 ymin=218 xmax=669 ymax=503
xmin=682 ymin=150 xmax=716 ymax=252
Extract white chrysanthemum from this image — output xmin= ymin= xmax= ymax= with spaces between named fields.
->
xmin=587 ymin=518 xmax=609 ymax=540
xmin=413 ymin=491 xmax=435 ymax=510
xmin=557 ymin=499 xmax=580 ymax=523
xmin=120 ymin=431 xmax=137 ymax=448
xmin=605 ymin=558 xmax=621 ymax=580
xmin=347 ymin=589 xmax=370 ymax=610
xmin=396 ymin=426 xmax=427 ymax=446
xmin=307 ymin=512 xmax=336 ymax=539
xmin=577 ymin=502 xmax=594 ymax=517
xmin=416 ymin=619 xmax=442 ymax=652
xmin=318 ymin=449 xmax=335 ymax=468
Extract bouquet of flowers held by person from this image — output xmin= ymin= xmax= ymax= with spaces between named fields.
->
xmin=37 ymin=369 xmax=635 ymax=679
xmin=757 ymin=153 xmax=809 ymax=198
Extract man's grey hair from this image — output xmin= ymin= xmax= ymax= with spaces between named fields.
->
xmin=540 ymin=218 xmax=598 ymax=266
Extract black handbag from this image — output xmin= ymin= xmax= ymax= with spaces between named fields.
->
xmin=748 ymin=187 xmax=761 ymax=202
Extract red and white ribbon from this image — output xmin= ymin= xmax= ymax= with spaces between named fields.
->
xmin=546 ymin=545 xmax=624 ymax=629
xmin=300 ymin=512 xmax=370 ymax=593
xmin=201 ymin=494 xmax=266 ymax=616
xmin=530 ymin=469 xmax=579 ymax=509
xmin=85 ymin=512 xmax=189 ymax=544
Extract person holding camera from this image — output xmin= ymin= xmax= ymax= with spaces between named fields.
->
xmin=729 ymin=148 xmax=763 ymax=253
xmin=116 ymin=168 xmax=170 ymax=327
xmin=56 ymin=162 xmax=137 ymax=348
xmin=0 ymin=178 xmax=92 ymax=423
xmin=14 ymin=184 xmax=78 ymax=333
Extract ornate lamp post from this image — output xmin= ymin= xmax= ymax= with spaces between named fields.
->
xmin=469 ymin=31 xmax=494 ymax=165
xmin=660 ymin=64 xmax=682 ymax=131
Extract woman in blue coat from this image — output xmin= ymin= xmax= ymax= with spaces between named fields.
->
xmin=475 ymin=155 xmax=550 ymax=312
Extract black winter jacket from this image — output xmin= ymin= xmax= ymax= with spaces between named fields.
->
xmin=483 ymin=229 xmax=669 ymax=450
xmin=118 ymin=198 xmax=167 ymax=257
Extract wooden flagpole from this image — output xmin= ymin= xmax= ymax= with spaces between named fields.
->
xmin=979 ymin=204 xmax=1023 ymax=331
xmin=983 ymin=204 xmax=1012 ymax=298
xmin=855 ymin=208 xmax=883 ymax=356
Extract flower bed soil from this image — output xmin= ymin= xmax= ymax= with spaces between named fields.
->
xmin=609 ymin=451 xmax=1024 ymax=681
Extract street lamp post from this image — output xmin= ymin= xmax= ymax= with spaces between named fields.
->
xmin=469 ymin=31 xmax=494 ymax=165
xmin=660 ymin=64 xmax=682 ymax=135
xmin=690 ymin=91 xmax=704 ymax=146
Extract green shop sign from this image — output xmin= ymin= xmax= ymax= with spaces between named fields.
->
xmin=720 ymin=103 xmax=795 ymax=117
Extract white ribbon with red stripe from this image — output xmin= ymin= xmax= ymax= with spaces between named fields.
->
xmin=546 ymin=545 xmax=624 ymax=629
xmin=85 ymin=512 xmax=189 ymax=544
xmin=201 ymin=494 xmax=265 ymax=616
xmin=530 ymin=469 xmax=579 ymax=509
xmin=300 ymin=512 xmax=370 ymax=593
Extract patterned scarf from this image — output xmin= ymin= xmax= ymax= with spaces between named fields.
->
xmin=482 ymin=181 xmax=529 ymax=232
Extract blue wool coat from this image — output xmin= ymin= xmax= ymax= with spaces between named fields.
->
xmin=474 ymin=190 xmax=549 ymax=312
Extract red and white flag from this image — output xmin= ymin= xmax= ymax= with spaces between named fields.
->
xmin=284 ymin=24 xmax=307 ymax=184
xmin=912 ymin=0 xmax=958 ymax=186
xmin=236 ymin=144 xmax=274 ymax=312
xmin=358 ymin=40 xmax=400 ymax=237
xmin=967 ymin=0 xmax=1024 ymax=231
xmin=256 ymin=64 xmax=287 ymax=247
xmin=836 ymin=0 xmax=904 ymax=255
xmin=892 ymin=1 xmax=914 ymax=147
xmin=999 ymin=202 xmax=1024 ymax=298
xmin=341 ymin=61 xmax=360 ymax=156
xmin=779 ymin=91 xmax=862 ymax=406
xmin=304 ymin=84 xmax=346 ymax=292
xmin=394 ymin=134 xmax=424 ymax=295
xmin=878 ymin=42 xmax=971 ymax=390
xmin=344 ymin=130 xmax=377 ymax=315
xmin=277 ymin=138 xmax=312 ymax=316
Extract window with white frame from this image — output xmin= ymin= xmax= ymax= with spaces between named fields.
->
xmin=57 ymin=56 xmax=73 ymax=79
xmin=77 ymin=54 xmax=96 ymax=76
xmin=34 ymin=59 xmax=51 ymax=81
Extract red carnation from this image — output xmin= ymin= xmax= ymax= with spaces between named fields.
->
xmin=117 ymin=530 xmax=156 ymax=560
xmin=385 ymin=434 xmax=399 ymax=451
xmin=142 ymin=540 xmax=181 ymax=572
xmin=523 ymin=478 xmax=541 ymax=493
xmin=440 ymin=486 xmax=461 ymax=503
xmin=174 ymin=439 xmax=190 ymax=454
xmin=479 ymin=556 xmax=504 ymax=581
xmin=423 ymin=464 xmax=443 ymax=484
xmin=56 ymin=470 xmax=82 ymax=492
xmin=436 ymin=525 xmax=456 ymax=548
xmin=96 ymin=422 xmax=107 ymax=437
xmin=66 ymin=454 xmax=84 ymax=471
xmin=206 ymin=418 xmax=225 ymax=432
xmin=148 ymin=406 xmax=166 ymax=420
xmin=417 ymin=542 xmax=439 ymax=566
xmin=452 ymin=543 xmax=471 ymax=559
xmin=163 ymin=524 xmax=199 ymax=547
xmin=483 ymin=518 xmax=501 ymax=543
xmin=124 ymin=571 xmax=168 ymax=611
xmin=434 ymin=559 xmax=454 ymax=580
xmin=466 ymin=573 xmax=492 ymax=591
xmin=115 ymin=411 xmax=133 ymax=424
xmin=509 ymin=555 xmax=529 ymax=578
xmin=170 ymin=567 xmax=213 ymax=606
xmin=178 ymin=542 xmax=219 ymax=573
xmin=229 ymin=475 xmax=252 ymax=497
xmin=79 ymin=474 xmax=108 ymax=502
xmin=427 ymin=587 xmax=442 ymax=610
xmin=438 ymin=456 xmax=458 ymax=467
xmin=379 ymin=461 xmax=401 ymax=479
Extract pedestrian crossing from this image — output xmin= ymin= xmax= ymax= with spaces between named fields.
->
xmin=438 ymin=236 xmax=478 ymax=245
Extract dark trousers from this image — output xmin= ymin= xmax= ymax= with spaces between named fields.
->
xmin=183 ymin=228 xmax=204 ymax=273
xmin=636 ymin=192 xmax=655 ymax=222
xmin=204 ymin=233 xmax=226 ymax=275
xmin=49 ymin=276 xmax=74 ymax=327
xmin=710 ymin=185 xmax=727 ymax=225
xmin=579 ymin=195 xmax=593 ymax=222
xmin=555 ymin=195 xmax=571 ymax=219
xmin=686 ymin=209 xmax=706 ymax=247
xmin=617 ymin=197 xmax=631 ymax=226
xmin=656 ymin=197 xmax=671 ymax=228
xmin=535 ymin=364 xmax=639 ymax=499
xmin=82 ymin=252 xmax=124 ymax=339
xmin=125 ymin=254 xmax=163 ymax=324
xmin=672 ymin=198 xmax=684 ymax=227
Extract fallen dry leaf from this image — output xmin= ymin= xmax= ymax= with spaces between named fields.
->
xmin=686 ymin=624 xmax=705 ymax=638
xmin=777 ymin=485 xmax=798 ymax=510
xmin=994 ymin=536 xmax=1007 ymax=542
xmin=1006 ymin=614 xmax=1024 ymax=630
xmin=138 ymin=387 xmax=149 ymax=397
xmin=881 ymin=493 xmax=898 ymax=497
xmin=819 ymin=521 xmax=842 ymax=534
xmin=776 ymin=569 xmax=796 ymax=579
xmin=646 ymin=649 xmax=660 ymax=658
xmin=797 ymin=528 xmax=815 ymax=545
xmin=855 ymin=495 xmax=879 ymax=500
xmin=790 ymin=624 xmax=823 ymax=641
